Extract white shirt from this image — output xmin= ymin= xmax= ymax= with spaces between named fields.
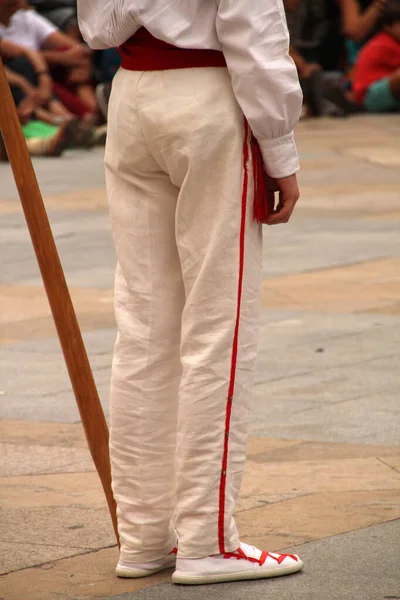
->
xmin=78 ymin=0 xmax=302 ymax=178
xmin=0 ymin=9 xmax=57 ymax=51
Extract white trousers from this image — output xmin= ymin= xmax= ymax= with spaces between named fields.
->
xmin=105 ymin=67 xmax=263 ymax=562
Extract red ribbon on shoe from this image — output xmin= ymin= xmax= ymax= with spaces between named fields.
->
xmin=223 ymin=547 xmax=299 ymax=566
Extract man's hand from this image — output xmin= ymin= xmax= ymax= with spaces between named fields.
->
xmin=63 ymin=45 xmax=92 ymax=67
xmin=265 ymin=173 xmax=300 ymax=225
xmin=301 ymin=62 xmax=321 ymax=79
xmin=17 ymin=91 xmax=39 ymax=124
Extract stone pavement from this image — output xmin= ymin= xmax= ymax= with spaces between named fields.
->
xmin=0 ymin=114 xmax=399 ymax=600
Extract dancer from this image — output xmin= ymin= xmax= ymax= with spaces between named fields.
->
xmin=78 ymin=0 xmax=303 ymax=585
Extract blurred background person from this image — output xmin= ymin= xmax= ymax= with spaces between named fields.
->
xmin=29 ymin=0 xmax=120 ymax=118
xmin=352 ymin=0 xmax=400 ymax=112
xmin=285 ymin=0 xmax=389 ymax=116
xmin=0 ymin=0 xmax=75 ymax=158
xmin=0 ymin=0 xmax=107 ymax=143
xmin=341 ymin=0 xmax=389 ymax=66
xmin=29 ymin=0 xmax=80 ymax=40
xmin=285 ymin=0 xmax=353 ymax=116
xmin=1 ymin=37 xmax=77 ymax=125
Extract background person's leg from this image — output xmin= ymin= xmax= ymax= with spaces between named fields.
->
xmin=364 ymin=74 xmax=400 ymax=112
xmin=105 ymin=69 xmax=185 ymax=563
xmin=388 ymin=68 xmax=400 ymax=106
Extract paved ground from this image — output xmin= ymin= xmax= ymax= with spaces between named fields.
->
xmin=0 ymin=114 xmax=399 ymax=600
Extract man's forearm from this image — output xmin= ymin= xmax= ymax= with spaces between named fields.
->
xmin=41 ymin=50 xmax=70 ymax=66
xmin=357 ymin=1 xmax=385 ymax=38
xmin=289 ymin=45 xmax=307 ymax=75
xmin=340 ymin=0 xmax=385 ymax=42
xmin=0 ymin=40 xmax=47 ymax=73
xmin=4 ymin=68 xmax=32 ymax=92
xmin=23 ymin=48 xmax=48 ymax=73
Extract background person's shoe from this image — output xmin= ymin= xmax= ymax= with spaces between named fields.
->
xmin=92 ymin=123 xmax=107 ymax=146
xmin=300 ymin=68 xmax=325 ymax=117
xmin=25 ymin=120 xmax=76 ymax=157
xmin=116 ymin=550 xmax=177 ymax=578
xmin=323 ymin=77 xmax=363 ymax=115
xmin=172 ymin=542 xmax=303 ymax=585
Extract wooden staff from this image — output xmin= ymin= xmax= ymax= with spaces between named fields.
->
xmin=0 ymin=57 xmax=119 ymax=545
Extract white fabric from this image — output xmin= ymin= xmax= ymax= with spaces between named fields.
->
xmin=105 ymin=66 xmax=263 ymax=561
xmin=77 ymin=0 xmax=302 ymax=179
xmin=0 ymin=9 xmax=57 ymax=50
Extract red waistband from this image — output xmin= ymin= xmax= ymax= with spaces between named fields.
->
xmin=119 ymin=27 xmax=226 ymax=71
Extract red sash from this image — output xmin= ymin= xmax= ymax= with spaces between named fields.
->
xmin=119 ymin=28 xmax=226 ymax=71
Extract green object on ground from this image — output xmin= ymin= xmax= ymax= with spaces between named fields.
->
xmin=22 ymin=120 xmax=58 ymax=140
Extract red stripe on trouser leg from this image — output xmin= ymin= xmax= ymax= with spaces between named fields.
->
xmin=218 ymin=120 xmax=250 ymax=553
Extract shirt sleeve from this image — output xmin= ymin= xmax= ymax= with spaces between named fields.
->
xmin=215 ymin=0 xmax=303 ymax=178
xmin=28 ymin=10 xmax=58 ymax=49
xmin=77 ymin=0 xmax=138 ymax=49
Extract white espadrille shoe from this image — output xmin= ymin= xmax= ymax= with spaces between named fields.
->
xmin=116 ymin=547 xmax=177 ymax=578
xmin=172 ymin=542 xmax=303 ymax=585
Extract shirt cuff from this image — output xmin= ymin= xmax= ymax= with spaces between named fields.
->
xmin=258 ymin=131 xmax=300 ymax=179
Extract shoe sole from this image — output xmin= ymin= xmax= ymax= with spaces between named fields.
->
xmin=323 ymin=85 xmax=363 ymax=115
xmin=172 ymin=559 xmax=303 ymax=585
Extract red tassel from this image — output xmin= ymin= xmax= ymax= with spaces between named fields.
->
xmin=250 ymin=134 xmax=274 ymax=224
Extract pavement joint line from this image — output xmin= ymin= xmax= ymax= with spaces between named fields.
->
xmin=237 ymin=492 xmax=314 ymax=510
xmin=262 ymin=351 xmax=400 ymax=377
xmin=39 ymin=388 xmax=79 ymax=399
xmin=278 ymin=517 xmax=400 ymax=551
xmin=348 ymin=156 xmax=400 ymax=171
xmin=376 ymin=458 xmax=400 ymax=475
xmin=1 ymin=541 xmax=96 ymax=550
xmin=264 ymin=256 xmax=398 ymax=279
xmin=261 ymin=325 xmax=400 ymax=348
xmin=287 ymin=385 xmax=400 ymax=412
xmin=340 ymin=514 xmax=396 ymax=536
xmin=258 ymin=364 xmax=399 ymax=389
xmin=256 ymin=369 xmax=315 ymax=384
xmin=0 ymin=545 xmax=119 ymax=577
xmin=0 ymin=466 xmax=97 ymax=476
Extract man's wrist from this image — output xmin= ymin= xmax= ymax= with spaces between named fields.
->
xmin=20 ymin=81 xmax=31 ymax=92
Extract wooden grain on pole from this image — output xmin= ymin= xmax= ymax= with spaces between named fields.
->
xmin=0 ymin=57 xmax=119 ymax=545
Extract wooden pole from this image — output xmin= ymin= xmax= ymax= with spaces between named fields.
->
xmin=0 ymin=57 xmax=119 ymax=545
